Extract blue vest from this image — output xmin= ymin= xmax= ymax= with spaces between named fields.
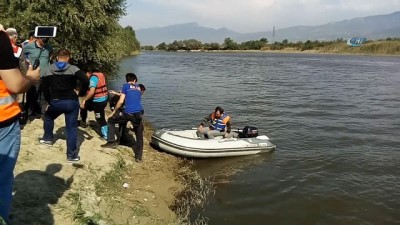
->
xmin=210 ymin=113 xmax=229 ymax=131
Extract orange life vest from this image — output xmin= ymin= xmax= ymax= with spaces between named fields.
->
xmin=210 ymin=112 xmax=230 ymax=131
xmin=0 ymin=80 xmax=21 ymax=124
xmin=89 ymin=72 xmax=108 ymax=99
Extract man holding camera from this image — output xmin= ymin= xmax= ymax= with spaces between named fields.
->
xmin=0 ymin=25 xmax=41 ymax=225
xmin=23 ymin=34 xmax=53 ymax=117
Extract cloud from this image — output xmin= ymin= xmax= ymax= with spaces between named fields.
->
xmin=121 ymin=0 xmax=400 ymax=32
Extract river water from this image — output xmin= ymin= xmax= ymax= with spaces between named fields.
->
xmin=110 ymin=52 xmax=400 ymax=225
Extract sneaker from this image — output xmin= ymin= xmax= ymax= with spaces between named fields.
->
xmin=135 ymin=158 xmax=141 ymax=163
xmin=78 ymin=120 xmax=87 ymax=128
xmin=39 ymin=139 xmax=53 ymax=146
xmin=67 ymin=156 xmax=80 ymax=163
xmin=101 ymin=141 xmax=117 ymax=149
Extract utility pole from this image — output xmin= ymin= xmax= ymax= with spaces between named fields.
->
xmin=272 ymin=25 xmax=275 ymax=43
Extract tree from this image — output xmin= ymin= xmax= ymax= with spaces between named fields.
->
xmin=157 ymin=42 xmax=167 ymax=51
xmin=260 ymin=38 xmax=268 ymax=44
xmin=167 ymin=40 xmax=184 ymax=51
xmin=183 ymin=39 xmax=202 ymax=50
xmin=223 ymin=37 xmax=240 ymax=50
xmin=121 ymin=26 xmax=140 ymax=53
xmin=141 ymin=46 xmax=154 ymax=51
xmin=302 ymin=40 xmax=313 ymax=51
xmin=203 ymin=42 xmax=221 ymax=51
xmin=0 ymin=0 xmax=139 ymax=74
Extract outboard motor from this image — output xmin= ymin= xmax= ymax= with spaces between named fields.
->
xmin=238 ymin=126 xmax=258 ymax=138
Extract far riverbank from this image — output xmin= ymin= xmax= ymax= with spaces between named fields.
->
xmin=143 ymin=39 xmax=400 ymax=56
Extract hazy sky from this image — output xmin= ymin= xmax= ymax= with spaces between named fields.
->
xmin=120 ymin=0 xmax=400 ymax=32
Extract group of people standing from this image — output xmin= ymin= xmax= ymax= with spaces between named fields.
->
xmin=0 ymin=25 xmax=144 ymax=224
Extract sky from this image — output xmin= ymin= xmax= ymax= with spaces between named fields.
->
xmin=120 ymin=0 xmax=400 ymax=33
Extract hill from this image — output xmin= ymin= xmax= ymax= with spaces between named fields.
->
xmin=136 ymin=11 xmax=400 ymax=46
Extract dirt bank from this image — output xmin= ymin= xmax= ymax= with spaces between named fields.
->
xmin=10 ymin=113 xmax=193 ymax=225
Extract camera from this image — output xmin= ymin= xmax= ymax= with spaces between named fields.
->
xmin=32 ymin=26 xmax=57 ymax=70
xmin=34 ymin=26 xmax=57 ymax=38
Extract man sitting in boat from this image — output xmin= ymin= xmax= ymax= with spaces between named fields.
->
xmin=197 ymin=106 xmax=238 ymax=139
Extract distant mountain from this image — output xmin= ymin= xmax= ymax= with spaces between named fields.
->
xmin=136 ymin=22 xmax=240 ymax=45
xmin=136 ymin=11 xmax=400 ymax=46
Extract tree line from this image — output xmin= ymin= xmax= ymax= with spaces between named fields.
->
xmin=142 ymin=37 xmax=400 ymax=52
xmin=0 ymin=0 xmax=140 ymax=75
xmin=142 ymin=38 xmax=269 ymax=51
xmin=141 ymin=37 xmax=346 ymax=51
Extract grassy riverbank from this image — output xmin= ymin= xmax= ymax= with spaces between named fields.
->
xmin=262 ymin=40 xmax=400 ymax=55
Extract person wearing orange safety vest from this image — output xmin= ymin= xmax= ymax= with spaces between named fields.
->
xmin=197 ymin=106 xmax=238 ymax=139
xmin=79 ymin=70 xmax=109 ymax=139
xmin=0 ymin=26 xmax=40 ymax=225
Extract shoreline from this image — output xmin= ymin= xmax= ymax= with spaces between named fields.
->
xmin=183 ymin=49 xmax=400 ymax=56
xmin=12 ymin=112 xmax=210 ymax=224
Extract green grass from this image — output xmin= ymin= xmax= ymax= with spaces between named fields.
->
xmin=95 ymin=155 xmax=127 ymax=196
xmin=67 ymin=192 xmax=103 ymax=225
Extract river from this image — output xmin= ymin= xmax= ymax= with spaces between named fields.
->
xmin=110 ymin=52 xmax=400 ymax=225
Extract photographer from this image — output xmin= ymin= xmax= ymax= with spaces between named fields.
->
xmin=23 ymin=34 xmax=54 ymax=117
xmin=0 ymin=25 xmax=41 ymax=225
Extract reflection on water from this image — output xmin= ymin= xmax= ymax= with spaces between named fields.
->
xmin=194 ymin=153 xmax=274 ymax=184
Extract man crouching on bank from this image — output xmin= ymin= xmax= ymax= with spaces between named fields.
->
xmin=101 ymin=73 xmax=144 ymax=162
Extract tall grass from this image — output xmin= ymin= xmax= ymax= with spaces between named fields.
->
xmin=319 ymin=40 xmax=400 ymax=55
xmin=171 ymin=160 xmax=214 ymax=225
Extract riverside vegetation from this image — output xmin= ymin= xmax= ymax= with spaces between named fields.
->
xmin=0 ymin=0 xmax=140 ymax=74
xmin=143 ymin=37 xmax=400 ymax=55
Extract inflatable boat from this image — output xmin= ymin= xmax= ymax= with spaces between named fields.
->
xmin=151 ymin=128 xmax=276 ymax=158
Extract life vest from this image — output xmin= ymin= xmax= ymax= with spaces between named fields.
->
xmin=90 ymin=72 xmax=108 ymax=99
xmin=0 ymin=80 xmax=21 ymax=124
xmin=210 ymin=112 xmax=230 ymax=131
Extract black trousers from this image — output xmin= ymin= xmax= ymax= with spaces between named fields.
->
xmin=26 ymin=85 xmax=41 ymax=115
xmin=80 ymin=99 xmax=108 ymax=127
xmin=107 ymin=111 xmax=144 ymax=160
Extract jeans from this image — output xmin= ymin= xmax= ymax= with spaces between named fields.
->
xmin=0 ymin=121 xmax=21 ymax=224
xmin=43 ymin=99 xmax=79 ymax=159
xmin=107 ymin=111 xmax=144 ymax=160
